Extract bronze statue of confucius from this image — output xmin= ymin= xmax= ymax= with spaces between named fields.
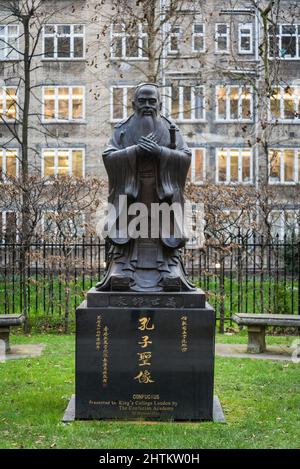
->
xmin=96 ymin=83 xmax=195 ymax=292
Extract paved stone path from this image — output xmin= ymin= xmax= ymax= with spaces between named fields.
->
xmin=0 ymin=344 xmax=45 ymax=361
xmin=216 ymin=343 xmax=297 ymax=361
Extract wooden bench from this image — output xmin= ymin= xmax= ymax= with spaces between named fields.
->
xmin=232 ymin=313 xmax=300 ymax=354
xmin=0 ymin=315 xmax=25 ymax=353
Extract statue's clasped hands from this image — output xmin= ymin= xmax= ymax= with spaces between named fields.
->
xmin=137 ymin=133 xmax=161 ymax=156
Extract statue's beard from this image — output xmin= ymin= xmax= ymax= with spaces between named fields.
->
xmin=133 ymin=113 xmax=160 ymax=141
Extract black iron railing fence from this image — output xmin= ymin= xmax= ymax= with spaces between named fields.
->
xmin=0 ymin=234 xmax=299 ymax=332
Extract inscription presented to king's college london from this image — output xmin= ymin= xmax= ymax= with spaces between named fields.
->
xmin=88 ymin=395 xmax=178 ymax=415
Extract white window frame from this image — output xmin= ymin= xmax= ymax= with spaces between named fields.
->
xmin=269 ymin=210 xmax=299 ymax=240
xmin=0 ymin=211 xmax=18 ymax=243
xmin=192 ymin=23 xmax=205 ymax=53
xmin=216 ymin=148 xmax=253 ymax=184
xmin=168 ymin=24 xmax=181 ymax=54
xmin=166 ymin=85 xmax=206 ymax=122
xmin=0 ymin=24 xmax=19 ymax=60
xmin=41 ymin=148 xmax=85 ymax=177
xmin=216 ymin=85 xmax=253 ymax=122
xmin=238 ymin=23 xmax=253 ymax=54
xmin=268 ymin=148 xmax=300 ymax=184
xmin=269 ymin=24 xmax=300 ymax=60
xmin=269 ymin=86 xmax=300 ymax=123
xmin=42 ymin=86 xmax=85 ymax=123
xmin=215 ymin=23 xmax=230 ymax=54
xmin=0 ymin=86 xmax=18 ymax=122
xmin=0 ymin=148 xmax=19 ymax=180
xmin=189 ymin=148 xmax=205 ymax=184
xmin=42 ymin=24 xmax=85 ymax=60
xmin=110 ymin=23 xmax=148 ymax=60
xmin=110 ymin=85 xmax=135 ymax=122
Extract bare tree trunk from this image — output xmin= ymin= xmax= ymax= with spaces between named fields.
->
xmin=146 ymin=2 xmax=158 ymax=81
xmin=20 ymin=15 xmax=31 ymax=333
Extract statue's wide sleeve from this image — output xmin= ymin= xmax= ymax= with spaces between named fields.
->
xmin=156 ymin=130 xmax=192 ymax=248
xmin=156 ymin=130 xmax=191 ymax=205
xmin=102 ymin=129 xmax=139 ymax=243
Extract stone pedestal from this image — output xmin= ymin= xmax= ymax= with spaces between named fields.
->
xmin=0 ymin=328 xmax=10 ymax=353
xmin=75 ymin=288 xmax=216 ymax=421
xmin=247 ymin=325 xmax=266 ymax=354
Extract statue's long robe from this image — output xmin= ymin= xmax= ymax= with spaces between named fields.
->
xmin=103 ymin=114 xmax=191 ymax=248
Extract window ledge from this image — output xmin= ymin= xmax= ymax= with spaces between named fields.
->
xmin=0 ymin=180 xmax=18 ymax=184
xmin=216 ymin=181 xmax=253 ymax=185
xmin=270 ymin=120 xmax=300 ymax=124
xmin=41 ymin=176 xmax=85 ymax=182
xmin=268 ymin=181 xmax=298 ymax=185
xmin=215 ymin=119 xmax=254 ymax=124
xmin=41 ymin=120 xmax=87 ymax=125
xmin=0 ymin=59 xmax=20 ymax=62
xmin=269 ymin=57 xmax=300 ymax=61
xmin=109 ymin=57 xmax=148 ymax=62
xmin=41 ymin=58 xmax=86 ymax=62
xmin=176 ymin=119 xmax=206 ymax=124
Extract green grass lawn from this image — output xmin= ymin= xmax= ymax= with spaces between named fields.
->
xmin=0 ymin=332 xmax=300 ymax=449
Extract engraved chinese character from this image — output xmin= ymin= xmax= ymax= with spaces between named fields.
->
xmin=133 ymin=297 xmax=144 ymax=307
xmin=134 ymin=370 xmax=155 ymax=384
xmin=116 ymin=297 xmax=128 ymax=307
xmin=137 ymin=351 xmax=152 ymax=366
xmin=138 ymin=317 xmax=155 ymax=331
xmin=150 ymin=298 xmax=160 ymax=306
xmin=166 ymin=297 xmax=177 ymax=308
xmin=138 ymin=335 xmax=152 ymax=348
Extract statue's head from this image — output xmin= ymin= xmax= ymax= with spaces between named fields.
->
xmin=132 ymin=83 xmax=162 ymax=118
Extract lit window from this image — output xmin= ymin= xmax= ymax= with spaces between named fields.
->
xmin=0 ymin=149 xmax=18 ymax=179
xmin=269 ymin=210 xmax=299 ymax=240
xmin=216 ymin=148 xmax=252 ymax=184
xmin=269 ymin=86 xmax=300 ymax=122
xmin=168 ymin=25 xmax=181 ymax=54
xmin=0 ymin=25 xmax=19 ymax=60
xmin=192 ymin=23 xmax=205 ymax=52
xmin=269 ymin=24 xmax=300 ymax=59
xmin=216 ymin=85 xmax=253 ymax=121
xmin=0 ymin=87 xmax=17 ymax=121
xmin=43 ymin=86 xmax=85 ymax=122
xmin=269 ymin=149 xmax=300 ymax=184
xmin=0 ymin=211 xmax=17 ymax=243
xmin=215 ymin=23 xmax=229 ymax=53
xmin=111 ymin=23 xmax=148 ymax=59
xmin=167 ymin=85 xmax=205 ymax=121
xmin=188 ymin=148 xmax=205 ymax=183
xmin=111 ymin=86 xmax=135 ymax=121
xmin=42 ymin=148 xmax=84 ymax=177
xmin=238 ymin=23 xmax=253 ymax=54
xmin=43 ymin=24 xmax=85 ymax=59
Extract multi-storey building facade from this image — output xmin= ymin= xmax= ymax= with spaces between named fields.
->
xmin=0 ymin=0 xmax=300 ymax=239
